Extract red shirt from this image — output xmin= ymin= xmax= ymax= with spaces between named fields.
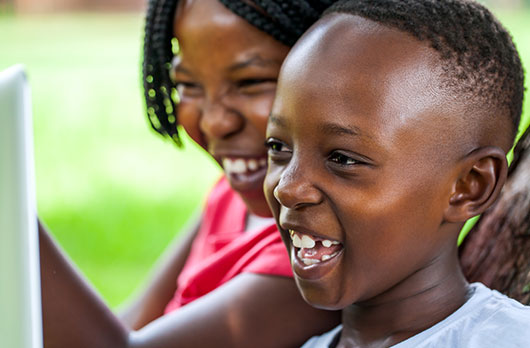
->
xmin=164 ymin=177 xmax=293 ymax=313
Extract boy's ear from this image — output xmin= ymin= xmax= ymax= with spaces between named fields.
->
xmin=444 ymin=146 xmax=508 ymax=223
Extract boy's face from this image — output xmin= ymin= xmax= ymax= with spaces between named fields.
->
xmin=264 ymin=15 xmax=466 ymax=309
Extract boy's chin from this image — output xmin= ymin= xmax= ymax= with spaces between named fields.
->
xmin=295 ymin=278 xmax=347 ymax=311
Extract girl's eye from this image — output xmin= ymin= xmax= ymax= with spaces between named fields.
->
xmin=265 ymin=138 xmax=291 ymax=153
xmin=328 ymin=151 xmax=359 ymax=166
xmin=237 ymin=78 xmax=276 ymax=94
xmin=238 ymin=78 xmax=275 ymax=87
xmin=175 ymin=81 xmax=197 ymax=88
xmin=175 ymin=81 xmax=203 ymax=97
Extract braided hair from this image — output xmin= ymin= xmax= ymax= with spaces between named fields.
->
xmin=143 ymin=0 xmax=337 ymax=146
xmin=324 ymin=0 xmax=525 ymax=141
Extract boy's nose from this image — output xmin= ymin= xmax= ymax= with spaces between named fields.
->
xmin=199 ymin=101 xmax=243 ymax=140
xmin=273 ymin=162 xmax=322 ymax=210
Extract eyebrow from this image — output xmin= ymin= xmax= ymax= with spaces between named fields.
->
xmin=269 ymin=114 xmax=362 ymax=138
xmin=268 ymin=113 xmax=286 ymax=127
xmin=171 ymin=55 xmax=281 ymax=77
xmin=228 ymin=55 xmax=283 ymax=72
xmin=321 ymin=122 xmax=361 ymax=137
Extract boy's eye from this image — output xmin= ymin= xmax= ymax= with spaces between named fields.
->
xmin=265 ymin=138 xmax=291 ymax=154
xmin=328 ymin=151 xmax=359 ymax=166
xmin=265 ymin=139 xmax=289 ymax=152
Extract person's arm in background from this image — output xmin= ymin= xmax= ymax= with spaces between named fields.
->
xmin=39 ymin=221 xmax=340 ymax=348
xmin=117 ymin=215 xmax=200 ymax=330
xmin=39 ymin=220 xmax=128 ymax=348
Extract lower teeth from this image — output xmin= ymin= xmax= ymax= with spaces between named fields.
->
xmin=298 ymin=249 xmax=339 ymax=265
xmin=302 ymin=258 xmax=320 ymax=266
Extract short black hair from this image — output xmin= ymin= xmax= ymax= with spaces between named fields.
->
xmin=324 ymin=0 xmax=525 ymax=142
xmin=143 ymin=0 xmax=337 ymax=146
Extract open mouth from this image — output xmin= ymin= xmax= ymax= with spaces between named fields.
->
xmin=222 ymin=157 xmax=267 ymax=175
xmin=221 ymin=156 xmax=268 ymax=192
xmin=289 ymin=229 xmax=343 ymax=266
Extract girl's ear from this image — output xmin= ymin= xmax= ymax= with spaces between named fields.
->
xmin=444 ymin=146 xmax=508 ymax=222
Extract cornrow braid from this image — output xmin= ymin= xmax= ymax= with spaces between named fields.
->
xmin=143 ymin=0 xmax=180 ymax=144
xmin=324 ymin=0 xmax=525 ymax=140
xmin=143 ymin=0 xmax=338 ymax=146
xmin=219 ymin=0 xmax=337 ymax=46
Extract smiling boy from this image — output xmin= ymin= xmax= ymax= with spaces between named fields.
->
xmin=264 ymin=0 xmax=530 ymax=347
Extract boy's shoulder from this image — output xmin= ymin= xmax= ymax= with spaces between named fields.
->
xmin=301 ymin=283 xmax=530 ymax=348
xmin=395 ymin=282 xmax=530 ymax=348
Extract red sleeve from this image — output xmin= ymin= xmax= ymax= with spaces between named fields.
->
xmin=243 ymin=240 xmax=293 ymax=277
xmin=223 ymin=224 xmax=293 ymax=280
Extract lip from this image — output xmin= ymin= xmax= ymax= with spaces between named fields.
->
xmin=219 ymin=154 xmax=268 ymax=193
xmin=226 ymin=165 xmax=267 ymax=192
xmin=290 ymin=243 xmax=344 ymax=281
xmin=280 ymin=222 xmax=341 ymax=243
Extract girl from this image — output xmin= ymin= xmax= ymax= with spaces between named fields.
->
xmin=39 ymin=0 xmax=339 ymax=347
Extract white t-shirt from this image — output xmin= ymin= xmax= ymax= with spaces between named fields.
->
xmin=302 ymin=283 xmax=530 ymax=348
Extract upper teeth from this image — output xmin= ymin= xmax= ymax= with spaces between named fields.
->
xmin=292 ymin=234 xmax=303 ymax=248
xmin=289 ymin=230 xmax=340 ymax=249
xmin=223 ymin=157 xmax=267 ymax=174
xmin=301 ymin=235 xmax=316 ymax=248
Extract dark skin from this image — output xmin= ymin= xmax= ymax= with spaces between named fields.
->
xmin=264 ymin=14 xmax=510 ymax=347
xmin=174 ymin=0 xmax=287 ymax=217
xmin=39 ymin=0 xmax=339 ymax=347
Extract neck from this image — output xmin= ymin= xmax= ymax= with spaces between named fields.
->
xmin=338 ymin=246 xmax=470 ymax=348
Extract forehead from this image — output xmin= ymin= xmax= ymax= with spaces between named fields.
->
xmin=274 ymin=14 xmax=454 ymax=144
xmin=174 ymin=0 xmax=288 ymax=66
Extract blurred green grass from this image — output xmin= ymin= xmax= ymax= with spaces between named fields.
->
xmin=1 ymin=9 xmax=529 ymax=308
xmin=0 ymin=13 xmax=220 ymax=307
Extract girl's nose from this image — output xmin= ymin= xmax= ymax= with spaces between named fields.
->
xmin=199 ymin=101 xmax=243 ymax=140
xmin=273 ymin=162 xmax=323 ymax=210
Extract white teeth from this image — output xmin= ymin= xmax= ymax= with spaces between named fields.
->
xmin=292 ymin=234 xmax=303 ymax=248
xmin=301 ymin=235 xmax=316 ymax=248
xmin=332 ymin=241 xmax=340 ymax=245
xmin=222 ymin=158 xmax=232 ymax=171
xmin=322 ymin=240 xmax=332 ymax=248
xmin=302 ymin=258 xmax=320 ymax=266
xmin=222 ymin=157 xmax=267 ymax=174
xmin=296 ymin=249 xmax=341 ymax=266
xmin=248 ymin=159 xmax=258 ymax=171
xmin=232 ymin=159 xmax=246 ymax=173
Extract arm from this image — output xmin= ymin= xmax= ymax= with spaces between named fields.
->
xmin=39 ymin=220 xmax=128 ymax=348
xmin=128 ymin=273 xmax=340 ymax=348
xmin=39 ymin=222 xmax=340 ymax=348
xmin=118 ymin=215 xmax=200 ymax=330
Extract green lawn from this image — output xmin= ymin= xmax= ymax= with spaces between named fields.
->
xmin=1 ymin=10 xmax=529 ymax=308
xmin=0 ymin=13 xmax=220 ymax=307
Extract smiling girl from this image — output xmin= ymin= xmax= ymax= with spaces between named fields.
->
xmin=38 ymin=1 xmax=339 ymax=347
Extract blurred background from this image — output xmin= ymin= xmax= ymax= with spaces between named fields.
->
xmin=1 ymin=0 xmax=529 ymax=308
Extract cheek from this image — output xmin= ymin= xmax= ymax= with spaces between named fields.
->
xmin=239 ymin=92 xmax=275 ymax=136
xmin=264 ymin=164 xmax=280 ymax=213
xmin=177 ymin=101 xmax=204 ymax=147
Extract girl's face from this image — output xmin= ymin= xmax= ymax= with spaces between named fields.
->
xmin=172 ymin=0 xmax=289 ymax=217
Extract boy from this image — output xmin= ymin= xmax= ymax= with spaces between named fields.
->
xmin=264 ymin=0 xmax=530 ymax=347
